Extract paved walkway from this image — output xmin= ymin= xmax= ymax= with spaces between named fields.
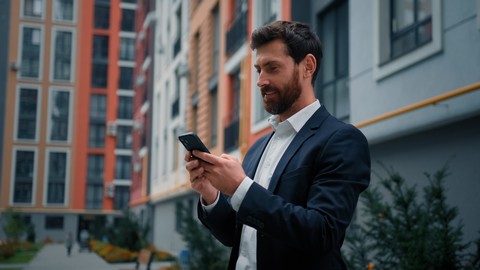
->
xmin=0 ymin=243 xmax=174 ymax=270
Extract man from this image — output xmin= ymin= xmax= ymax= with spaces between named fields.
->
xmin=185 ymin=20 xmax=370 ymax=269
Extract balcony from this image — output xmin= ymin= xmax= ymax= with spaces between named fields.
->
xmin=226 ymin=9 xmax=248 ymax=56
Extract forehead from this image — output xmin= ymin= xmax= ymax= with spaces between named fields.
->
xmin=254 ymin=39 xmax=291 ymax=66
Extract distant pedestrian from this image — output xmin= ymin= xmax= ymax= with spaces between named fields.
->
xmin=66 ymin=232 xmax=73 ymax=256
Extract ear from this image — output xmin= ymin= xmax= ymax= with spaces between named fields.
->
xmin=303 ymin=54 xmax=317 ymax=78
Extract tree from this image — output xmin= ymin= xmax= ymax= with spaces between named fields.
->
xmin=343 ymin=165 xmax=480 ymax=270
xmin=1 ymin=208 xmax=28 ymax=242
xmin=107 ymin=209 xmax=149 ymax=251
xmin=178 ymin=201 xmax=229 ymax=270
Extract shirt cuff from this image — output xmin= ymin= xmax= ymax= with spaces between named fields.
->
xmin=201 ymin=191 xmax=220 ymax=213
xmin=231 ymin=176 xmax=254 ymax=212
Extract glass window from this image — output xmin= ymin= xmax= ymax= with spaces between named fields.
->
xmin=121 ymin=9 xmax=135 ymax=32
xmin=17 ymin=87 xmax=39 ymax=140
xmin=46 ymin=151 xmax=67 ymax=204
xmin=48 ymin=89 xmax=70 ymax=142
xmin=114 ymin=186 xmax=130 ymax=210
xmin=20 ymin=27 xmax=42 ymax=79
xmin=53 ymin=30 xmax=73 ymax=81
xmin=210 ymin=87 xmax=218 ymax=147
xmin=118 ymin=96 xmax=133 ymax=119
xmin=53 ymin=0 xmax=75 ymax=22
xmin=120 ymin=37 xmax=135 ymax=61
xmin=316 ymin=0 xmax=350 ymax=121
xmin=116 ymin=126 xmax=132 ymax=149
xmin=86 ymin=183 xmax=103 ymax=209
xmin=89 ymin=95 xmax=106 ymax=147
xmin=391 ymin=0 xmax=432 ymax=58
xmin=115 ymin=155 xmax=131 ymax=179
xmin=119 ymin=67 xmax=133 ymax=89
xmin=45 ymin=216 xmax=64 ymax=229
xmin=23 ymin=0 xmax=43 ymax=18
xmin=13 ymin=150 xmax=35 ymax=204
xmin=87 ymin=154 xmax=104 ymax=181
xmin=94 ymin=1 xmax=110 ymax=29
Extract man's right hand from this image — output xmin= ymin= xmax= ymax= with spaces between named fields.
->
xmin=184 ymin=152 xmax=218 ymax=205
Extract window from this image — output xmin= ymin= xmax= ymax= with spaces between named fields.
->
xmin=116 ymin=126 xmax=132 ymax=149
xmin=115 ymin=155 xmax=131 ymax=179
xmin=94 ymin=0 xmax=110 ymax=29
xmin=119 ymin=37 xmax=135 ymax=61
xmin=114 ymin=186 xmax=130 ymax=210
xmin=16 ymin=87 xmax=39 ymax=141
xmin=45 ymin=151 xmax=68 ymax=204
xmin=210 ymin=87 xmax=218 ymax=147
xmin=23 ymin=0 xmax=44 ymax=19
xmin=52 ymin=29 xmax=74 ymax=82
xmin=89 ymin=95 xmax=106 ymax=148
xmin=374 ymin=0 xmax=441 ymax=79
xmin=45 ymin=216 xmax=64 ymax=229
xmin=48 ymin=88 xmax=71 ymax=142
xmin=256 ymin=0 xmax=278 ymax=26
xmin=12 ymin=149 xmax=36 ymax=204
xmin=20 ymin=26 xmax=42 ymax=79
xmin=171 ymin=74 xmax=180 ymax=118
xmin=92 ymin=35 xmax=109 ymax=88
xmin=175 ymin=199 xmax=194 ymax=233
xmin=119 ymin=67 xmax=133 ymax=89
xmin=118 ymin=96 xmax=133 ymax=119
xmin=53 ymin=0 xmax=75 ymax=22
xmin=86 ymin=154 xmax=104 ymax=209
xmin=121 ymin=9 xmax=135 ymax=32
xmin=316 ymin=0 xmax=349 ymax=121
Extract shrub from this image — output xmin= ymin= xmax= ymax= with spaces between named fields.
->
xmin=0 ymin=241 xmax=15 ymax=260
xmin=343 ymin=165 xmax=480 ymax=270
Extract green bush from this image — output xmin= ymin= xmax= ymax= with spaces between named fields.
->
xmin=0 ymin=241 xmax=15 ymax=260
xmin=343 ymin=165 xmax=480 ymax=270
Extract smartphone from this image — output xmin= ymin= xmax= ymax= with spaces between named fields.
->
xmin=178 ymin=132 xmax=210 ymax=153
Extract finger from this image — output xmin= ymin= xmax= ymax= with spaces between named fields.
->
xmin=185 ymin=159 xmax=200 ymax=171
xmin=192 ymin=150 xmax=217 ymax=165
xmin=184 ymin=151 xmax=192 ymax=162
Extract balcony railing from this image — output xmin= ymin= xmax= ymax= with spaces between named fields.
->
xmin=226 ymin=9 xmax=248 ymax=56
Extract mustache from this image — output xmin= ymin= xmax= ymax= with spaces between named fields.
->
xmin=261 ymin=86 xmax=278 ymax=95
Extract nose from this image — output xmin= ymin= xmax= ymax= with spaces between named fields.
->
xmin=257 ymin=72 xmax=269 ymax=88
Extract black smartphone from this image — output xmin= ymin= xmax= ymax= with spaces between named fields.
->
xmin=178 ymin=132 xmax=210 ymax=153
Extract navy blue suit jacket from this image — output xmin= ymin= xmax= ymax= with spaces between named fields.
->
xmin=198 ymin=106 xmax=371 ymax=269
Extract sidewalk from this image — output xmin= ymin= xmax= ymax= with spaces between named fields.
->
xmin=0 ymin=243 xmax=174 ymax=270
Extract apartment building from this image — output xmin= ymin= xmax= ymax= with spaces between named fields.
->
xmin=0 ymin=0 xmax=136 ymax=242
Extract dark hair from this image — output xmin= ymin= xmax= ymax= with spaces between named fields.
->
xmin=250 ymin=20 xmax=323 ymax=86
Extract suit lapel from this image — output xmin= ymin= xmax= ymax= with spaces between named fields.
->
xmin=245 ymin=133 xmax=274 ymax=179
xmin=267 ymin=106 xmax=329 ymax=192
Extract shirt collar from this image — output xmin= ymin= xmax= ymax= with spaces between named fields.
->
xmin=268 ymin=100 xmax=321 ymax=133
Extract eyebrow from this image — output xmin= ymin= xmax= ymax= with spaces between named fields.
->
xmin=254 ymin=60 xmax=282 ymax=70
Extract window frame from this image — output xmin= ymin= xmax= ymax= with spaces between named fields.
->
xmin=46 ymin=87 xmax=73 ymax=144
xmin=43 ymin=148 xmax=71 ymax=206
xmin=21 ymin=0 xmax=45 ymax=20
xmin=50 ymin=26 xmax=76 ymax=83
xmin=14 ymin=84 xmax=41 ymax=142
xmin=373 ymin=0 xmax=442 ymax=80
xmin=52 ymin=0 xmax=77 ymax=23
xmin=18 ymin=24 xmax=44 ymax=80
xmin=10 ymin=146 xmax=38 ymax=206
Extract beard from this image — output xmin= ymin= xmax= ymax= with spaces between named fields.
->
xmin=261 ymin=67 xmax=301 ymax=115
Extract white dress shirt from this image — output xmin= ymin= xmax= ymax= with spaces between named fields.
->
xmin=203 ymin=100 xmax=321 ymax=270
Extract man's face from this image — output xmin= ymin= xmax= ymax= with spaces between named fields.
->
xmin=254 ymin=40 xmax=302 ymax=116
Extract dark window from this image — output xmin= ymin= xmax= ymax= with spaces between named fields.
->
xmin=390 ymin=0 xmax=432 ymax=59
xmin=54 ymin=0 xmax=74 ymax=21
xmin=53 ymin=30 xmax=73 ymax=81
xmin=45 ymin=216 xmax=64 ymax=229
xmin=210 ymin=87 xmax=218 ymax=147
xmin=120 ymin=37 xmax=135 ymax=61
xmin=119 ymin=67 xmax=133 ymax=89
xmin=114 ymin=186 xmax=130 ymax=210
xmin=121 ymin=9 xmax=135 ymax=32
xmin=46 ymin=152 xmax=67 ymax=204
xmin=86 ymin=184 xmax=103 ymax=209
xmin=86 ymin=154 xmax=103 ymax=209
xmin=94 ymin=0 xmax=110 ymax=29
xmin=89 ymin=95 xmax=106 ymax=148
xmin=316 ymin=0 xmax=350 ymax=122
xmin=13 ymin=150 xmax=35 ymax=204
xmin=17 ymin=88 xmax=38 ymax=140
xmin=116 ymin=126 xmax=132 ymax=149
xmin=115 ymin=155 xmax=131 ymax=179
xmin=117 ymin=96 xmax=133 ymax=119
xmin=23 ymin=0 xmax=43 ymax=18
xmin=49 ymin=90 xmax=70 ymax=141
xmin=92 ymin=35 xmax=109 ymax=88
xmin=20 ymin=27 xmax=41 ymax=78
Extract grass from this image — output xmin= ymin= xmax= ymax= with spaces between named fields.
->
xmin=0 ymin=250 xmax=38 ymax=264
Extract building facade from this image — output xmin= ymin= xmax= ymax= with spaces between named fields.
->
xmin=0 ymin=0 xmax=136 ymax=242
